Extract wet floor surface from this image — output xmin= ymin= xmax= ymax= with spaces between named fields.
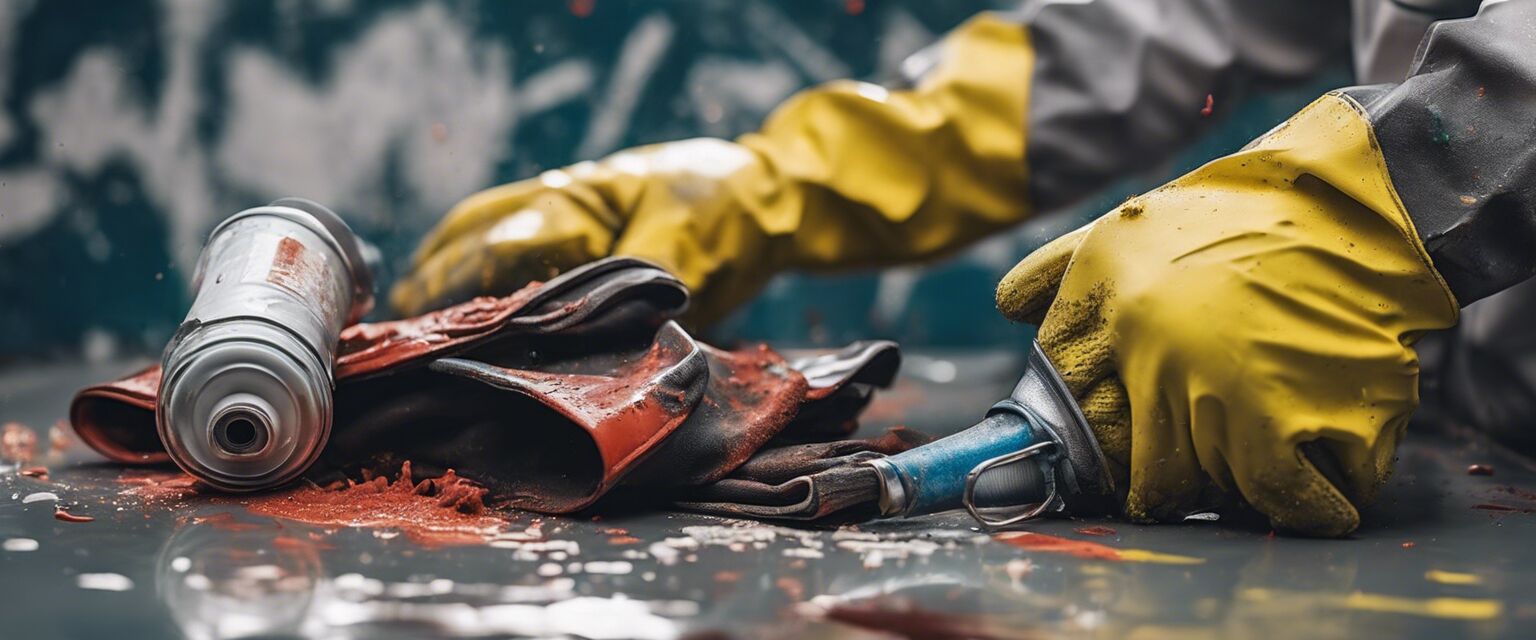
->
xmin=2 ymin=353 xmax=1535 ymax=639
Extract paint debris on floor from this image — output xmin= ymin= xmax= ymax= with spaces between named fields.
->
xmin=3 ymin=356 xmax=1536 ymax=639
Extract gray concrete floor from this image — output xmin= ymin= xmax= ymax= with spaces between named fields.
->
xmin=2 ymin=352 xmax=1534 ymax=639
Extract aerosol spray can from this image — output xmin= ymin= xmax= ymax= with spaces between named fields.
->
xmin=158 ymin=198 xmax=373 ymax=491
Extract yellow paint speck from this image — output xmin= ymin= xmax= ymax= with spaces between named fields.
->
xmin=1425 ymin=569 xmax=1484 ymax=586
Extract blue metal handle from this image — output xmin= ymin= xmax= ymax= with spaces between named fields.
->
xmin=871 ymin=407 xmax=1051 ymax=516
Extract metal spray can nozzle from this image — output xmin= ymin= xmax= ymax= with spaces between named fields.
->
xmin=158 ymin=198 xmax=373 ymax=491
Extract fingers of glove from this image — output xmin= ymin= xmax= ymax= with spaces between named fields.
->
xmin=996 ymin=224 xmax=1091 ymax=324
xmin=1077 ymin=375 xmax=1132 ymax=491
xmin=1122 ymin=388 xmax=1207 ymax=524
xmin=1034 ymin=286 xmax=1115 ymax=397
xmin=391 ymin=220 xmax=605 ymax=315
xmin=1233 ymin=432 xmax=1365 ymax=538
xmin=412 ymin=180 xmax=551 ymax=269
xmin=1078 ymin=376 xmax=1131 ymax=464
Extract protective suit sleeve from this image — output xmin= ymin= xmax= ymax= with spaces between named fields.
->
xmin=393 ymin=13 xmax=1036 ymax=324
xmin=1341 ymin=0 xmax=1536 ymax=304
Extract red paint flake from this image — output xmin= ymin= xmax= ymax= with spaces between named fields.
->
xmin=776 ymin=576 xmax=805 ymax=601
xmin=49 ymin=421 xmax=75 ymax=456
xmin=2 ymin=422 xmax=38 ymax=463
xmin=714 ymin=570 xmax=743 ymax=583
xmin=994 ymin=531 xmax=1122 ymax=561
xmin=844 ymin=0 xmax=865 ymax=15
xmin=1467 ymin=464 xmax=1494 ymax=476
xmin=568 ymin=0 xmax=594 ymax=18
xmin=19 ymin=466 xmax=48 ymax=480
xmin=54 ymin=506 xmax=94 ymax=523
xmin=1476 ymin=86 xmax=1486 ymax=98
xmin=1200 ymin=93 xmax=1215 ymax=117
xmin=1073 ymin=525 xmax=1117 ymax=537
xmin=1401 ymin=541 xmax=1416 ymax=549
xmin=608 ymin=535 xmax=643 ymax=545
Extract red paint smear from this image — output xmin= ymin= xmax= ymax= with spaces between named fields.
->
xmin=1472 ymin=503 xmax=1524 ymax=512
xmin=818 ymin=597 xmax=1041 ymax=640
xmin=844 ymin=0 xmax=865 ymax=15
xmin=54 ymin=506 xmax=94 ymax=523
xmin=1073 ymin=525 xmax=1117 ymax=537
xmin=568 ymin=0 xmax=594 ymax=18
xmin=2 ymin=422 xmax=37 ymax=464
xmin=1200 ymin=93 xmax=1214 ymax=117
xmin=187 ymin=511 xmax=268 ymax=532
xmin=238 ymin=462 xmax=502 ymax=547
xmin=993 ymin=532 xmax=1121 ymax=561
xmin=1467 ymin=464 xmax=1494 ymax=476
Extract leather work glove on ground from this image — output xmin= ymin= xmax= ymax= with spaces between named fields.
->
xmin=997 ymin=94 xmax=1460 ymax=537
xmin=392 ymin=14 xmax=1035 ymax=325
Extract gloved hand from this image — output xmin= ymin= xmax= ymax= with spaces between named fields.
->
xmin=393 ymin=13 xmax=1036 ymax=324
xmin=995 ymin=94 xmax=1459 ymax=536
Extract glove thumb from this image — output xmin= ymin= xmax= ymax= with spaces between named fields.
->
xmin=996 ymin=223 xmax=1090 ymax=325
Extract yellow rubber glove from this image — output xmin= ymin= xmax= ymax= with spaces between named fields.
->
xmin=996 ymin=94 xmax=1459 ymax=536
xmin=393 ymin=13 xmax=1035 ymax=324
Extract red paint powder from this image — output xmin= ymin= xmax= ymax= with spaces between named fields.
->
xmin=54 ymin=506 xmax=94 ymax=523
xmin=117 ymin=470 xmax=202 ymax=503
xmin=1467 ymin=464 xmax=1494 ymax=476
xmin=1073 ymin=525 xmax=1117 ymax=537
xmin=238 ymin=462 xmax=503 ymax=547
xmin=993 ymin=532 xmax=1122 ymax=561
xmin=2 ymin=422 xmax=38 ymax=464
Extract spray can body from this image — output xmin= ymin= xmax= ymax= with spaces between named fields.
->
xmin=158 ymin=198 xmax=372 ymax=491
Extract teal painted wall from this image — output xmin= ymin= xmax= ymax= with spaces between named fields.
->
xmin=0 ymin=0 xmax=1342 ymax=360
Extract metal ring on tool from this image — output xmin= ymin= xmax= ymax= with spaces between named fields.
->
xmin=962 ymin=441 xmax=1059 ymax=529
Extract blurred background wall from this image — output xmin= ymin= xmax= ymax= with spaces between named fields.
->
xmin=0 ymin=0 xmax=1338 ymax=362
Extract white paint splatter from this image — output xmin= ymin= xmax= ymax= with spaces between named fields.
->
xmin=576 ymin=13 xmax=675 ymax=159
xmin=77 ymin=572 xmax=135 ymax=591
xmin=3 ymin=537 xmax=38 ymax=551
